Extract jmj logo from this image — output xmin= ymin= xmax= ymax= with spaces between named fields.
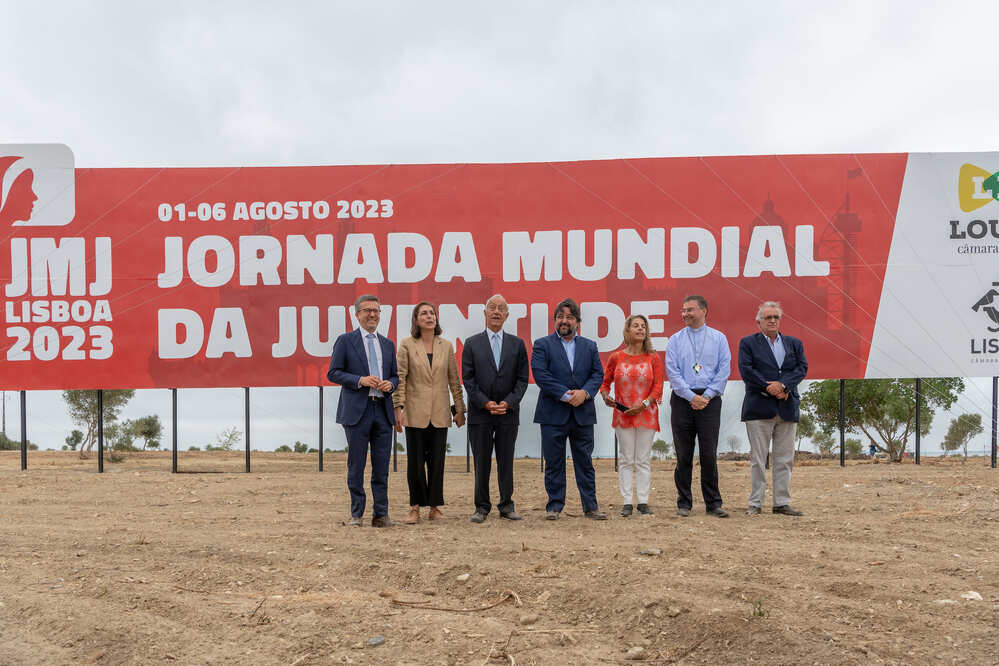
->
xmin=959 ymin=163 xmax=999 ymax=213
xmin=0 ymin=144 xmax=75 ymax=227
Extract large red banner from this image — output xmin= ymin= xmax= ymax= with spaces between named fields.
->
xmin=0 ymin=150 xmax=909 ymax=389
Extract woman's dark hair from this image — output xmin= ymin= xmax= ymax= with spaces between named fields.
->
xmin=411 ymin=301 xmax=442 ymax=338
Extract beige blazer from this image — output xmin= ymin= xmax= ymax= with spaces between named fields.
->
xmin=394 ymin=336 xmax=466 ymax=428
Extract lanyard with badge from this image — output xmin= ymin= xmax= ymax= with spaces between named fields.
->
xmin=687 ymin=327 xmax=706 ymax=375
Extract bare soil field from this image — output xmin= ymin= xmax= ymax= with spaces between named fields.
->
xmin=1 ymin=451 xmax=997 ymax=665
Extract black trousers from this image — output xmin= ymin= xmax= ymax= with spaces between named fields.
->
xmin=405 ymin=426 xmax=447 ymax=507
xmin=469 ymin=422 xmax=518 ymax=514
xmin=670 ymin=393 xmax=723 ymax=510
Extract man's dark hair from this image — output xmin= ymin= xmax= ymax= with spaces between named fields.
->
xmin=553 ymin=298 xmax=581 ymax=321
xmin=354 ymin=294 xmax=380 ymax=312
xmin=682 ymin=294 xmax=708 ymax=311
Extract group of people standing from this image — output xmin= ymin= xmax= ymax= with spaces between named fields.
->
xmin=326 ymin=293 xmax=808 ymax=527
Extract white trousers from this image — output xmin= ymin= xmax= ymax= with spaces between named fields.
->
xmin=616 ymin=426 xmax=655 ymax=505
xmin=745 ymin=415 xmax=797 ymax=508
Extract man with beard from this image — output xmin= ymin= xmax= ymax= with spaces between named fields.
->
xmin=531 ymin=298 xmax=606 ymax=521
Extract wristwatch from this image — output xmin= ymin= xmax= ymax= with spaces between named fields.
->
xmin=642 ymin=399 xmax=650 ymax=409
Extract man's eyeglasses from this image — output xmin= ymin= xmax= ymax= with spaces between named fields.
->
xmin=358 ymin=308 xmax=380 ymax=315
xmin=762 ymin=315 xmax=781 ymax=321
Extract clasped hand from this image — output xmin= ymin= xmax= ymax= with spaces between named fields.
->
xmin=360 ymin=375 xmax=393 ymax=392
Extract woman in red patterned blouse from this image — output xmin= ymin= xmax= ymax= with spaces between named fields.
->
xmin=599 ymin=315 xmax=665 ymax=516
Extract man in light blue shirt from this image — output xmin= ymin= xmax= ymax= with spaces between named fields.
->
xmin=665 ymin=295 xmax=731 ymax=518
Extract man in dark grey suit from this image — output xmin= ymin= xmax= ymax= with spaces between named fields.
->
xmin=738 ymin=301 xmax=808 ymax=517
xmin=462 ymin=294 xmax=529 ymax=523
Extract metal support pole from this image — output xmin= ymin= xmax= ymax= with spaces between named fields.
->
xmin=318 ymin=386 xmax=324 ymax=472
xmin=839 ymin=380 xmax=846 ymax=468
xmin=614 ymin=431 xmax=618 ymax=472
xmin=992 ymin=377 xmax=997 ymax=469
xmin=19 ymin=390 xmax=26 ymax=471
xmin=244 ymin=387 xmax=250 ymax=473
xmin=171 ymin=388 xmax=178 ymax=473
xmin=914 ymin=378 xmax=922 ymax=464
xmin=97 ymin=389 xmax=104 ymax=473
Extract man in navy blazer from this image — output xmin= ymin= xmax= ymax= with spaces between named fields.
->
xmin=531 ymin=298 xmax=606 ymax=520
xmin=738 ymin=301 xmax=808 ymax=517
xmin=462 ymin=294 xmax=530 ymax=523
xmin=327 ymin=294 xmax=399 ymax=527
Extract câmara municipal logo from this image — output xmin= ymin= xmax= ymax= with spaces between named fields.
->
xmin=0 ymin=143 xmax=75 ymax=227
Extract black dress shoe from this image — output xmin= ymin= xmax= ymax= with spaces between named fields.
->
xmin=676 ymin=507 xmax=691 ymax=517
xmin=371 ymin=515 xmax=396 ymax=527
xmin=584 ymin=510 xmax=608 ymax=520
xmin=545 ymin=511 xmax=560 ymax=521
xmin=706 ymin=507 xmax=729 ymax=518
xmin=636 ymin=504 xmax=653 ymax=515
xmin=500 ymin=511 xmax=523 ymax=521
xmin=470 ymin=511 xmax=487 ymax=523
xmin=620 ymin=504 xmax=633 ymax=517
xmin=745 ymin=506 xmax=762 ymax=515
xmin=773 ymin=505 xmax=803 ymax=516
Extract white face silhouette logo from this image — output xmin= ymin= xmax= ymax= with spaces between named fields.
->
xmin=0 ymin=144 xmax=75 ymax=227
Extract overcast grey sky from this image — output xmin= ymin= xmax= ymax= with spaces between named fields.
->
xmin=2 ymin=1 xmax=998 ymax=455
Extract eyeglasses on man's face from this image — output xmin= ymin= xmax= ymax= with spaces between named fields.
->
xmin=358 ymin=307 xmax=380 ymax=315
xmin=761 ymin=314 xmax=781 ymax=321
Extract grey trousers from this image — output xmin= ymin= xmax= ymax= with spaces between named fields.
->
xmin=745 ymin=415 xmax=797 ymax=508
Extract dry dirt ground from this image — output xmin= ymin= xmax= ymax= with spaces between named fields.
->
xmin=1 ymin=451 xmax=998 ymax=665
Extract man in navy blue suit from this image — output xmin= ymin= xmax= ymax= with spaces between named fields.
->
xmin=738 ymin=301 xmax=808 ymax=517
xmin=531 ymin=298 xmax=606 ymax=520
xmin=327 ymin=294 xmax=399 ymax=527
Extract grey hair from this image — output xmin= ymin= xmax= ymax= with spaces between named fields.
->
xmin=755 ymin=301 xmax=783 ymax=322
xmin=354 ymin=294 xmax=380 ymax=312
xmin=485 ymin=294 xmax=508 ymax=311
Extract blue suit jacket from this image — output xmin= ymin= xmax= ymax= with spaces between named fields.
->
xmin=327 ymin=328 xmax=399 ymax=426
xmin=738 ymin=332 xmax=808 ymax=422
xmin=531 ymin=332 xmax=604 ymax=426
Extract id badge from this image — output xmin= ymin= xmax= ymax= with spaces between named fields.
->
xmin=692 ymin=362 xmax=702 ymax=374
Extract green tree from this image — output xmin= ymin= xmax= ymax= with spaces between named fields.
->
xmin=844 ymin=437 xmax=863 ymax=457
xmin=275 ymin=444 xmax=292 ymax=452
xmin=133 ymin=415 xmax=163 ymax=450
xmin=65 ymin=429 xmax=84 ymax=451
xmin=652 ymin=439 xmax=672 ymax=460
xmin=215 ymin=427 xmax=242 ymax=451
xmin=795 ymin=413 xmax=816 ymax=452
xmin=942 ymin=413 xmax=984 ymax=460
xmin=802 ymin=378 xmax=963 ymax=462
xmin=813 ymin=430 xmax=836 ymax=456
xmin=293 ymin=441 xmax=308 ymax=453
xmin=62 ymin=390 xmax=136 ymax=458
xmin=0 ymin=432 xmax=36 ymax=450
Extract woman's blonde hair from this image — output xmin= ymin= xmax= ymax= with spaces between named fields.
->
xmin=623 ymin=314 xmax=654 ymax=354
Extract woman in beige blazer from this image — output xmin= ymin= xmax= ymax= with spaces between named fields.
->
xmin=394 ymin=302 xmax=466 ymax=523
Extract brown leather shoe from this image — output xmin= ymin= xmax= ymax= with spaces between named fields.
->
xmin=404 ymin=506 xmax=420 ymax=524
xmin=428 ymin=507 xmax=443 ymax=521
xmin=371 ymin=515 xmax=395 ymax=528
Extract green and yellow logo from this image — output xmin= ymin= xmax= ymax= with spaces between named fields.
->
xmin=959 ymin=163 xmax=999 ymax=212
